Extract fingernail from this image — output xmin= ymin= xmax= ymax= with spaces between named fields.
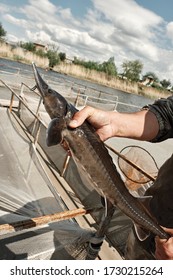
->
xmin=69 ymin=120 xmax=78 ymax=127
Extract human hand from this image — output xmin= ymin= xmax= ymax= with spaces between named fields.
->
xmin=69 ymin=106 xmax=116 ymax=141
xmin=155 ymin=227 xmax=173 ymax=260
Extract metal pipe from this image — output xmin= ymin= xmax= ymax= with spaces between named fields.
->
xmin=0 ymin=79 xmax=46 ymax=127
xmin=9 ymin=92 xmax=14 ymax=113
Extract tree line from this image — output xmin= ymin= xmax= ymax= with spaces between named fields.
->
xmin=19 ymin=41 xmax=66 ymax=68
xmin=0 ymin=22 xmax=172 ymax=91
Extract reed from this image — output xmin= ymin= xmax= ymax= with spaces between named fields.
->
xmin=0 ymin=42 xmax=12 ymax=58
xmin=0 ymin=42 xmax=170 ymax=99
xmin=55 ymin=63 xmax=171 ymax=99
xmin=138 ymin=83 xmax=170 ymax=99
xmin=54 ymin=63 xmax=139 ymax=95
xmin=0 ymin=42 xmax=49 ymax=67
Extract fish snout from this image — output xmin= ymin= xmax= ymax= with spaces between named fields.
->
xmin=32 ymin=62 xmax=49 ymax=97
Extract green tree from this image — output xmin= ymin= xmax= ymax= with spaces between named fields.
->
xmin=122 ymin=59 xmax=143 ymax=82
xmin=73 ymin=57 xmax=99 ymax=71
xmin=46 ymin=49 xmax=60 ymax=68
xmin=59 ymin=52 xmax=66 ymax=61
xmin=45 ymin=44 xmax=60 ymax=68
xmin=73 ymin=56 xmax=117 ymax=76
xmin=73 ymin=56 xmax=80 ymax=64
xmin=85 ymin=60 xmax=100 ymax=71
xmin=143 ymin=71 xmax=159 ymax=83
xmin=0 ymin=22 xmax=6 ymax=40
xmin=20 ymin=42 xmax=36 ymax=52
xmin=35 ymin=48 xmax=47 ymax=58
xmin=101 ymin=57 xmax=117 ymax=76
xmin=160 ymin=79 xmax=171 ymax=89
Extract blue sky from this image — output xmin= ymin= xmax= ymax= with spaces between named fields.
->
xmin=0 ymin=0 xmax=173 ymax=81
xmin=136 ymin=0 xmax=173 ymax=22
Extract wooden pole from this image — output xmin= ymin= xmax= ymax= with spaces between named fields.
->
xmin=0 ymin=208 xmax=92 ymax=235
xmin=105 ymin=143 xmax=156 ymax=182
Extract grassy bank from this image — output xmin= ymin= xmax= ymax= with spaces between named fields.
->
xmin=0 ymin=42 xmax=171 ymax=99
xmin=55 ymin=63 xmax=171 ymax=99
xmin=54 ymin=63 xmax=139 ymax=95
xmin=0 ymin=42 xmax=49 ymax=67
xmin=138 ymin=83 xmax=170 ymax=99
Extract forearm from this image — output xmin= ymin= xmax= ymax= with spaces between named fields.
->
xmin=69 ymin=106 xmax=160 ymax=142
xmin=111 ymin=110 xmax=159 ymax=141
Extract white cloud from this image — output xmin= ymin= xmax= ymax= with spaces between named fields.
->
xmin=166 ymin=22 xmax=173 ymax=44
xmin=42 ymin=23 xmax=113 ymax=61
xmin=6 ymin=34 xmax=20 ymax=43
xmin=26 ymin=30 xmax=52 ymax=44
xmin=28 ymin=0 xmax=57 ymax=15
xmin=142 ymin=48 xmax=173 ymax=80
xmin=92 ymin=0 xmax=163 ymax=35
xmin=58 ymin=7 xmax=73 ymax=20
xmin=21 ymin=0 xmax=80 ymax=27
xmin=1 ymin=0 xmax=173 ymax=81
xmin=90 ymin=0 xmax=164 ymax=61
xmin=0 ymin=3 xmax=9 ymax=13
xmin=3 ymin=14 xmax=28 ymax=28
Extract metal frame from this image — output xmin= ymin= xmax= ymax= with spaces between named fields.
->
xmin=0 ymin=79 xmax=153 ymax=233
xmin=0 ymin=80 xmax=90 ymax=233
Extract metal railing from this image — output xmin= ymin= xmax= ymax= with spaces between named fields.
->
xmin=0 ymin=79 xmax=92 ymax=230
xmin=0 ymin=64 xmax=143 ymax=113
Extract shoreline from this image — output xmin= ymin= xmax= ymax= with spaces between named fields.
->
xmin=0 ymin=54 xmax=171 ymax=100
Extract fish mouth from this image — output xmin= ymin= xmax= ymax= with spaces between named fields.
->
xmin=32 ymin=62 xmax=49 ymax=97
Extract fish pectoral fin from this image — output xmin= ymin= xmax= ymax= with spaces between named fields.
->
xmin=46 ymin=118 xmax=63 ymax=147
xmin=133 ymin=223 xmax=150 ymax=241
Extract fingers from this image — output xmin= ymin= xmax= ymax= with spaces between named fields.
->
xmin=155 ymin=236 xmax=173 ymax=260
xmin=155 ymin=227 xmax=173 ymax=260
xmin=69 ymin=106 xmax=95 ymax=128
xmin=161 ymin=226 xmax=173 ymax=236
xmin=155 ymin=235 xmax=167 ymax=245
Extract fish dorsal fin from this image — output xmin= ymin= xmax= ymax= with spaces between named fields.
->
xmin=134 ymin=223 xmax=150 ymax=241
xmin=46 ymin=118 xmax=63 ymax=147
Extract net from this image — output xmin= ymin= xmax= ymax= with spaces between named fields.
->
xmin=118 ymin=145 xmax=159 ymax=192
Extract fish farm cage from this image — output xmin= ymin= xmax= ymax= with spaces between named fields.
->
xmin=0 ymin=66 xmax=157 ymax=260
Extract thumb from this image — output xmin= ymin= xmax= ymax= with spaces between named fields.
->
xmin=69 ymin=119 xmax=79 ymax=127
xmin=69 ymin=107 xmax=95 ymax=128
